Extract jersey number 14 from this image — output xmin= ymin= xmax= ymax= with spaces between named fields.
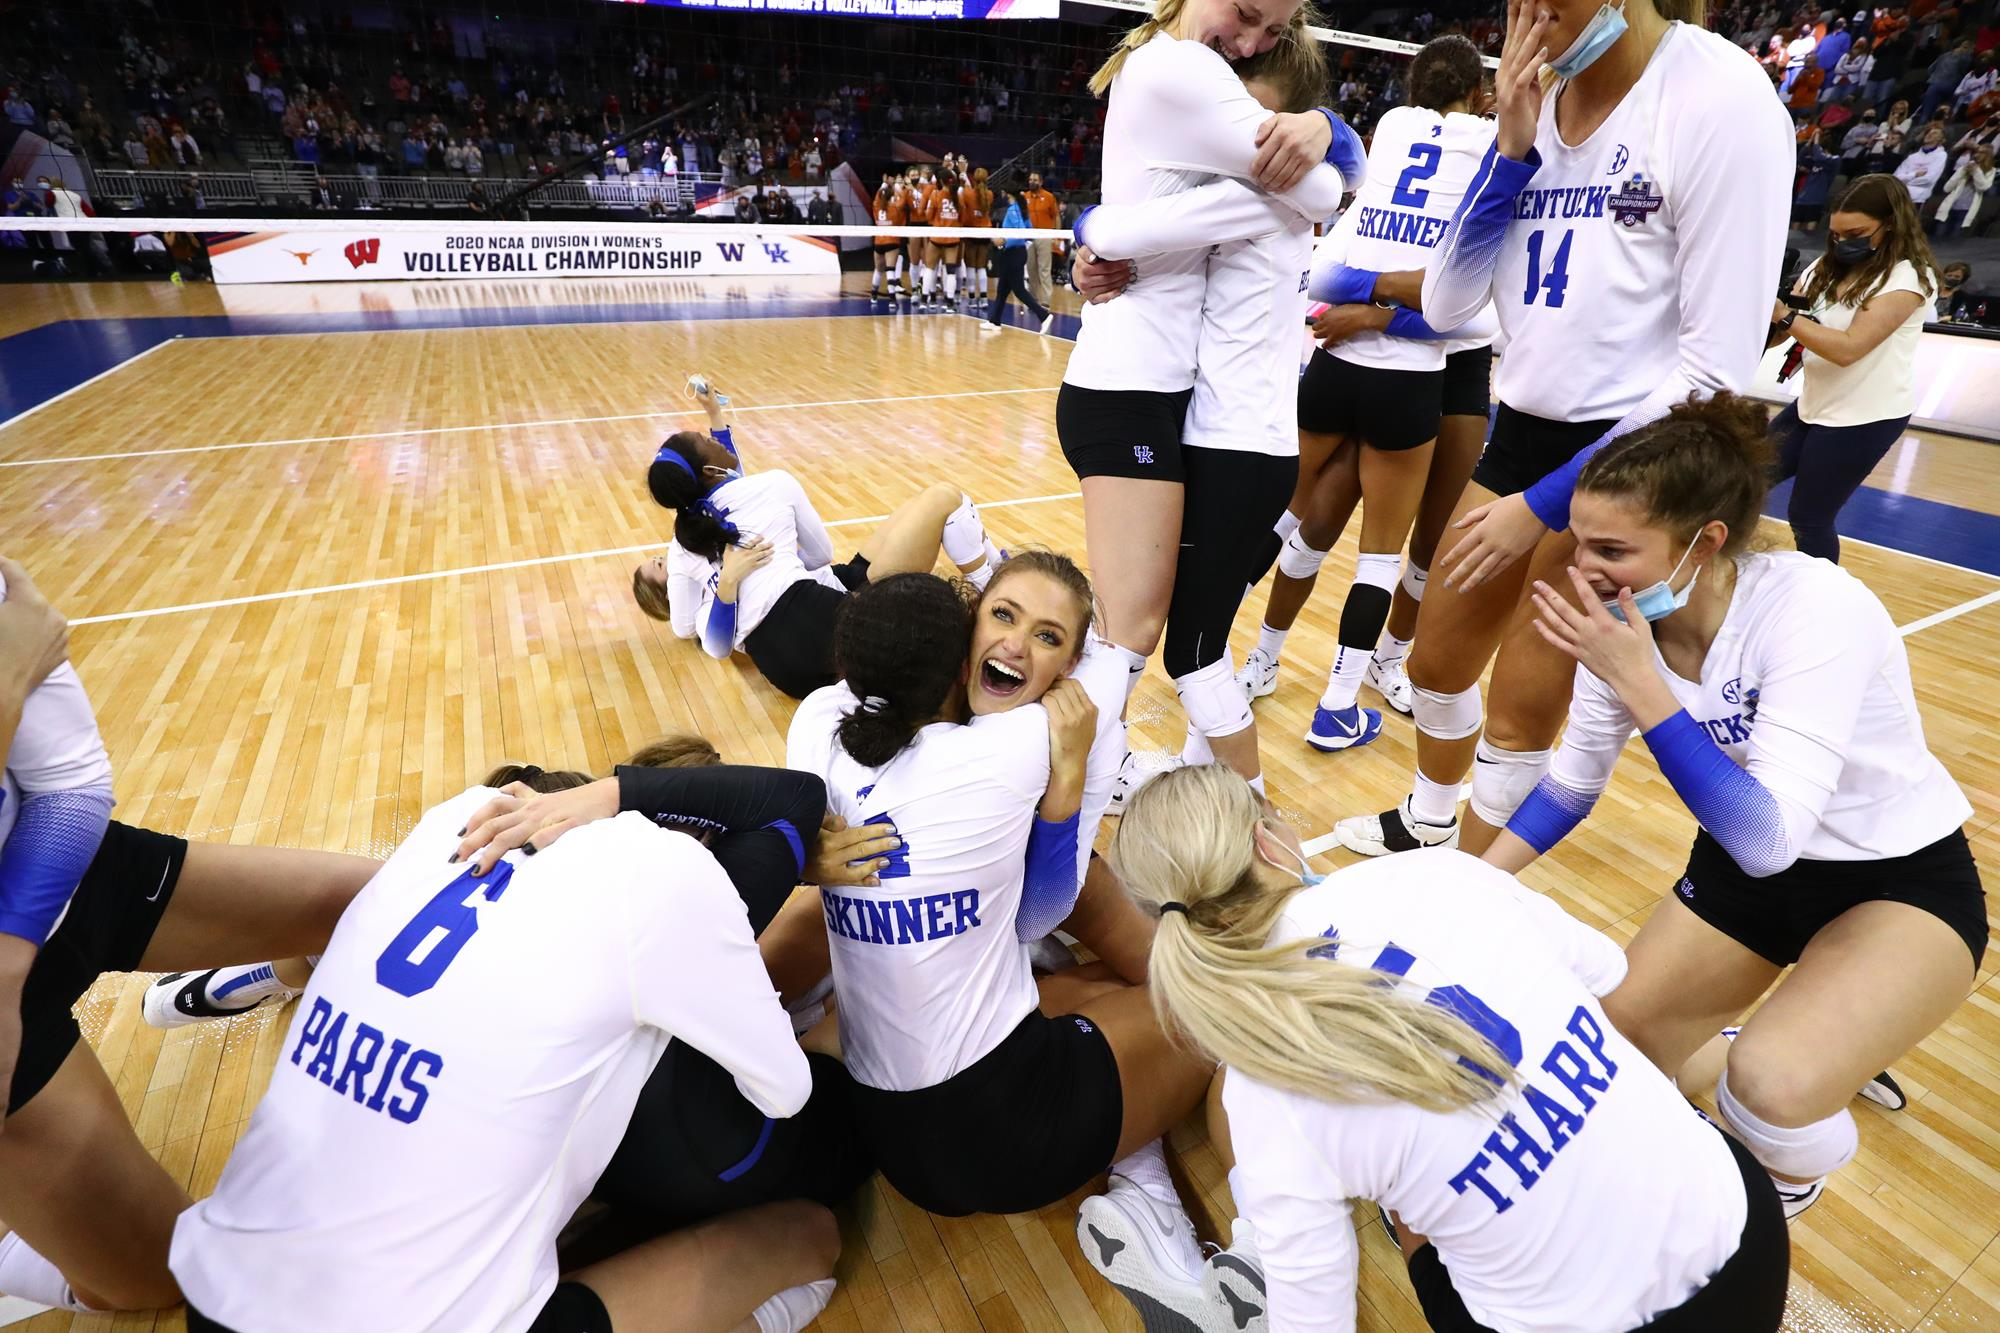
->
xmin=1522 ymin=228 xmax=1574 ymax=308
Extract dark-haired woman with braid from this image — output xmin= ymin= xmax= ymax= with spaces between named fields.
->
xmin=1766 ymin=174 xmax=1939 ymax=563
xmin=782 ymin=570 xmax=1223 ymax=1321
xmin=631 ymin=375 xmax=1000 ymax=699
xmin=1480 ymin=391 xmax=1983 ymax=1220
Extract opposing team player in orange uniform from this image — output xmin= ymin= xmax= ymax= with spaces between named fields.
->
xmin=928 ymin=168 xmax=966 ymax=313
xmin=960 ymin=166 xmax=994 ymax=312
xmin=871 ymin=173 xmax=905 ymax=301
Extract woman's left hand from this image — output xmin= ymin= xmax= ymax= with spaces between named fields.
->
xmin=1312 ymin=303 xmax=1392 ymax=346
xmin=1252 ymin=111 xmax=1332 ymax=193
xmin=453 ymin=777 xmax=622 ymax=874
xmin=1071 ymin=244 xmax=1134 ymax=303
xmin=1441 ymin=493 xmax=1548 ymax=592
xmin=1528 ymin=566 xmax=1656 ymax=690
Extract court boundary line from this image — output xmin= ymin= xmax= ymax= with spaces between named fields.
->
xmin=0 ymin=338 xmax=173 ymax=434
xmin=0 ymin=384 xmax=1062 ymax=468
xmin=66 ymin=491 xmax=1084 ymax=626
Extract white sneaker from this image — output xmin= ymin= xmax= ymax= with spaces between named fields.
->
xmin=1203 ymin=1218 xmax=1267 ymax=1332
xmin=142 ymin=965 xmax=299 ymax=1029
xmin=1236 ymin=648 xmax=1279 ymax=701
xmin=1333 ymin=796 xmax=1459 ymax=857
xmin=749 ymin=1277 xmax=837 ymax=1333
xmin=1860 ymin=1069 xmax=1908 ymax=1110
xmin=1039 ymin=312 xmax=1056 ymax=334
xmin=1364 ymin=656 xmax=1413 ymax=716
xmin=1078 ymin=1178 xmax=1231 ymax=1333
xmin=1776 ymin=1178 xmax=1825 ymax=1220
xmin=1109 ymin=752 xmax=1183 ymax=812
xmin=978 ymin=321 xmax=1002 ymax=334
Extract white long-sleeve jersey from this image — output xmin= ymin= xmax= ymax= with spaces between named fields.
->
xmin=1421 ymin=24 xmax=1793 ymax=429
xmin=1226 ymin=852 xmax=1746 ymax=1333
xmin=1538 ymin=552 xmax=1970 ymax=872
xmin=785 ymin=642 xmax=1127 ymax=1091
xmin=1063 ymin=31 xmax=1350 ymax=394
xmin=694 ymin=469 xmax=844 ymax=654
xmin=171 ymin=790 xmax=809 ymax=1333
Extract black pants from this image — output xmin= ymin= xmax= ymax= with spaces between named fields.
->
xmin=1770 ymin=400 xmax=1910 ymax=563
xmin=988 ymin=246 xmax=1049 ymax=325
xmin=1163 ymin=446 xmax=1298 ymax=677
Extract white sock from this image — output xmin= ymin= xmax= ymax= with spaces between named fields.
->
xmin=1256 ymin=621 xmax=1289 ymax=663
xmin=205 ymin=962 xmax=298 ymax=1011
xmin=984 ymin=537 xmax=1003 ymax=566
xmin=945 ymin=270 xmax=958 ymax=301
xmin=1319 ymin=644 xmax=1371 ymax=712
xmin=1374 ymin=630 xmax=1413 ymax=667
xmin=1409 ymin=770 xmax=1459 ymax=827
xmin=921 ymin=264 xmax=935 ymax=296
xmin=977 ymin=269 xmax=989 ymax=297
xmin=1112 ymin=1139 xmax=1177 ymax=1206
xmin=1247 ymin=772 xmax=1266 ymax=797
xmin=751 ymin=1278 xmax=837 ymax=1333
xmin=939 ymin=494 xmax=988 ymax=567
xmin=1180 ymin=727 xmax=1214 ymax=766
xmin=891 ymin=255 xmax=903 ymax=283
xmin=0 ymin=1234 xmax=93 ymax=1311
xmin=1114 ymin=644 xmax=1148 ymax=703
xmin=964 ymin=561 xmax=995 ymax=592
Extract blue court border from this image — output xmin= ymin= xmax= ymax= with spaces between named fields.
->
xmin=4 ymin=296 xmax=1998 ymax=580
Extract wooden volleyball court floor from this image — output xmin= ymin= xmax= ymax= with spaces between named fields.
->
xmin=1 ymin=273 xmax=1998 ymax=1332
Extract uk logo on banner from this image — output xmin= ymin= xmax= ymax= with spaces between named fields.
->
xmin=344 ymin=238 xmax=381 ymax=268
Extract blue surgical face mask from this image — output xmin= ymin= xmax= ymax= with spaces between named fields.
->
xmin=1548 ymin=0 xmax=1631 ymax=80
xmin=1605 ymin=530 xmax=1705 ymax=623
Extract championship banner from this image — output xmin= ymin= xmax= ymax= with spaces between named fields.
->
xmin=207 ymin=225 xmax=841 ymax=285
xmin=608 ymin=0 xmax=1059 ymax=16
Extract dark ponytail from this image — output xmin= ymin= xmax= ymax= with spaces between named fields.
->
xmin=649 ymin=431 xmax=738 ymax=560
xmin=1577 ymin=392 xmax=1773 ymax=558
xmin=1409 ymin=35 xmax=1484 ymax=111
xmin=832 ymin=573 xmax=976 ymax=767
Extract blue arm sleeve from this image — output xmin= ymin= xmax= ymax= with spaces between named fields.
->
xmin=1306 ymin=260 xmax=1380 ymax=307
xmin=1384 ymin=306 xmax=1459 ymax=341
xmin=1016 ymin=812 xmax=1082 ymax=941
xmin=1521 ymin=427 xmax=1616 ymax=532
xmin=1422 ymin=144 xmax=1541 ymax=332
xmin=714 ymin=425 xmax=736 ymax=460
xmin=1314 ymin=108 xmax=1368 ymax=186
xmin=700 ymin=595 xmax=738 ymax=661
xmin=1504 ymin=776 xmax=1601 ymax=855
xmin=0 ymin=786 xmax=113 ymax=945
xmin=1641 ymin=710 xmax=1797 ymax=877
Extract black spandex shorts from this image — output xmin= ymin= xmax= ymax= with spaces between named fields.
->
xmin=848 ymin=1009 xmax=1124 ymax=1217
xmin=1406 ymin=1125 xmax=1788 ymax=1332
xmin=189 ymin=1282 xmax=614 ymax=1333
xmin=1674 ymin=827 xmax=1987 ymax=969
xmin=1468 ymin=403 xmax=1619 ymax=498
xmin=11 ymin=820 xmax=185 ymax=1115
xmin=1296 ymin=350 xmax=1442 ymax=452
xmin=1057 ymin=383 xmax=1194 ymax=482
xmin=740 ymin=554 xmax=869 ymax=701
xmin=1440 ymin=345 xmax=1495 ymax=419
xmin=593 ymin=1046 xmax=872 ymax=1230
xmin=875 ymin=240 xmax=901 ymax=253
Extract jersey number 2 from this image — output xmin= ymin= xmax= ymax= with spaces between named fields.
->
xmin=1523 ymin=228 xmax=1574 ymax=308
xmin=1390 ymin=142 xmax=1443 ymax=209
xmin=375 ymin=862 xmax=515 ymax=998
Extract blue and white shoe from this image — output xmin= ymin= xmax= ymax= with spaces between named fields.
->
xmin=1304 ymin=704 xmax=1382 ymax=753
xmin=142 ymin=964 xmax=300 ymax=1029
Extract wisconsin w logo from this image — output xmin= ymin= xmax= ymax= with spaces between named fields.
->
xmin=343 ymin=238 xmax=381 ymax=269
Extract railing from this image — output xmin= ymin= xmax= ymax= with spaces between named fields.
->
xmin=87 ymin=169 xmax=723 ymax=212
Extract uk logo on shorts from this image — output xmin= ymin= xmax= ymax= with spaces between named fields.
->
xmin=1675 ymin=876 xmax=1696 ymax=901
xmin=1133 ymin=445 xmax=1155 ymax=465
xmin=1072 ymin=1017 xmax=1096 ymax=1035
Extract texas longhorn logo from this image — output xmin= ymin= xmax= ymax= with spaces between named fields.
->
xmin=283 ymin=249 xmax=317 ymax=266
xmin=344 ymin=238 xmax=381 ymax=268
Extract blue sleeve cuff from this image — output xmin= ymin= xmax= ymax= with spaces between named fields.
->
xmin=1315 ymin=108 xmax=1367 ymax=184
xmin=1309 ymin=262 xmax=1380 ymax=306
xmin=701 ymin=595 xmax=739 ymax=658
xmin=1385 ymin=306 xmax=1446 ymax=340
xmin=1639 ymin=709 xmax=1791 ymax=875
xmin=1521 ymin=428 xmax=1615 ymax=532
xmin=1017 ymin=811 xmax=1082 ymax=942
xmin=764 ymin=818 xmax=806 ymax=879
xmin=714 ymin=425 xmax=736 ymax=459
xmin=0 ymin=787 xmax=113 ymax=947
xmin=1072 ymin=203 xmax=1096 ymax=250
xmin=1505 ymin=776 xmax=1598 ymax=855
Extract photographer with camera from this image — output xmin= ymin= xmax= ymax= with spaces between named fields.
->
xmin=1768 ymin=174 xmax=1939 ymax=563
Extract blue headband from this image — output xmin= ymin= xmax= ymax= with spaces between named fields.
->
xmin=653 ymin=444 xmax=696 ymax=478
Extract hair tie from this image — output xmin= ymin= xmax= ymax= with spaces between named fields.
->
xmin=1159 ymin=901 xmax=1190 ymax=917
xmin=694 ymin=498 xmax=740 ymax=541
xmin=519 ymin=764 xmax=543 ymax=781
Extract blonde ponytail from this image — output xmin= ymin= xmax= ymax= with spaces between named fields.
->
xmin=1089 ymin=0 xmax=1187 ymax=96
xmin=1110 ymin=766 xmax=1517 ymax=1113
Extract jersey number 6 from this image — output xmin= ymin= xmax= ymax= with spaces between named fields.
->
xmin=1390 ymin=142 xmax=1444 ymax=209
xmin=375 ymin=862 xmax=517 ymax=998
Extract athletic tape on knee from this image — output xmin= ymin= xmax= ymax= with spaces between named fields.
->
xmin=1273 ymin=509 xmax=1302 ymax=543
xmin=1401 ymin=558 xmax=1429 ymax=603
xmin=1716 ymin=1067 xmax=1859 ymax=1180
xmin=1175 ymin=657 xmax=1255 ymax=739
xmin=1276 ymin=530 xmax=1330 ymax=581
xmin=1412 ymin=682 xmax=1482 ymax=742
xmin=1467 ymin=739 xmax=1554 ymax=827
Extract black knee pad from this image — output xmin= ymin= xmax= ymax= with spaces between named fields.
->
xmin=1336 ymin=582 xmax=1393 ymax=649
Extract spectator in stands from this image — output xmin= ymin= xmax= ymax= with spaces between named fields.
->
xmin=1935 ymin=261 xmax=1974 ymax=318
xmin=3 ymin=87 xmax=35 ymax=129
xmin=170 ymin=127 xmax=201 ymax=167
xmin=1934 ymin=145 xmax=1996 ymax=236
xmin=1954 ymin=52 xmax=1999 ymax=118
xmin=1831 ymin=37 xmax=1877 ymax=99
xmin=1862 ymin=125 xmax=1908 ymax=174
xmin=467 ymin=180 xmax=490 ymax=216
xmin=42 ymin=109 xmax=77 ymax=150
xmin=1897 ymin=122 xmax=1951 ymax=201
xmin=465 ymin=138 xmax=485 ymax=177
xmin=733 ymin=189 xmax=757 ymax=223
xmin=310 ymin=174 xmax=337 ymax=210
xmin=1919 ymin=38 xmax=1976 ymax=122
xmin=1784 ymin=22 xmax=1820 ymax=93
xmin=123 ymin=128 xmax=148 ymax=169
xmin=1791 ymin=54 xmax=1829 ymax=115
xmin=180 ymin=174 xmax=206 ymax=214
xmin=1817 ymin=18 xmax=1855 ymax=78
xmin=1798 ymin=127 xmax=1844 ymax=229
